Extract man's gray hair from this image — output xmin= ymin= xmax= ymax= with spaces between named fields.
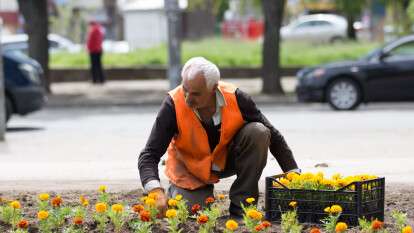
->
xmin=181 ymin=57 xmax=220 ymax=90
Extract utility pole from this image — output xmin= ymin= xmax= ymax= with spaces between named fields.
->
xmin=165 ymin=0 xmax=182 ymax=89
xmin=0 ymin=19 xmax=5 ymax=140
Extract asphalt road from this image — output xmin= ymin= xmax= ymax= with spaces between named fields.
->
xmin=1 ymin=103 xmax=414 ymax=191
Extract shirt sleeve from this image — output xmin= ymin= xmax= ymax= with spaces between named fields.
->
xmin=138 ymin=95 xmax=178 ymax=189
xmin=235 ymin=89 xmax=299 ymax=172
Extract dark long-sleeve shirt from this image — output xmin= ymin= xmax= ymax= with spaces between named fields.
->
xmin=138 ymin=89 xmax=298 ymax=188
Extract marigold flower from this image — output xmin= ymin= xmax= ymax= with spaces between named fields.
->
xmin=38 ymin=193 xmax=50 ymax=201
xmin=371 ymin=219 xmax=383 ymax=230
xmin=175 ymin=194 xmax=183 ymax=201
xmin=145 ymin=198 xmax=156 ymax=207
xmin=324 ymin=206 xmax=331 ymax=213
xmin=168 ymin=199 xmax=178 ymax=207
xmin=10 ymin=200 xmax=21 ymax=209
xmin=166 ymin=209 xmax=177 ymax=219
xmin=17 ymin=219 xmax=29 ymax=229
xmin=330 ymin=205 xmax=343 ymax=214
xmin=402 ymin=226 xmax=413 ymax=233
xmin=247 ymin=209 xmax=263 ymax=220
xmin=332 ymin=173 xmax=342 ymax=180
xmin=287 ymin=172 xmax=300 ymax=181
xmin=82 ymin=199 xmax=89 ymax=207
xmin=279 ymin=178 xmax=290 ymax=186
xmin=111 ymin=204 xmax=124 ymax=213
xmin=148 ymin=192 xmax=158 ymax=200
xmin=261 ymin=220 xmax=271 ymax=228
xmin=335 ymin=222 xmax=348 ymax=233
xmin=73 ymin=216 xmax=83 ymax=225
xmin=98 ymin=185 xmax=107 ymax=193
xmin=310 ymin=227 xmax=321 ymax=233
xmin=217 ymin=194 xmax=226 ymax=200
xmin=197 ymin=214 xmax=209 ymax=224
xmin=37 ymin=210 xmax=49 ymax=220
xmin=140 ymin=210 xmax=151 ymax=222
xmin=191 ymin=204 xmax=201 ymax=214
xmin=51 ymin=196 xmax=63 ymax=207
xmin=132 ymin=204 xmax=145 ymax=213
xmin=79 ymin=195 xmax=89 ymax=206
xmin=225 ymin=219 xmax=238 ymax=231
xmin=289 ymin=201 xmax=297 ymax=208
xmin=255 ymin=224 xmax=264 ymax=232
xmin=95 ymin=202 xmax=107 ymax=213
xmin=205 ymin=196 xmax=215 ymax=205
xmin=246 ymin=197 xmax=255 ymax=204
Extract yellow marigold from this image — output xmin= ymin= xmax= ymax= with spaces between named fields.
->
xmin=332 ymin=173 xmax=342 ymax=180
xmin=225 ymin=219 xmax=238 ymax=231
xmin=38 ymin=193 xmax=50 ymax=201
xmin=301 ymin=172 xmax=315 ymax=180
xmin=246 ymin=197 xmax=255 ymax=204
xmin=324 ymin=206 xmax=331 ymax=213
xmin=247 ymin=209 xmax=263 ymax=220
xmin=165 ymin=209 xmax=177 ymax=218
xmin=217 ymin=194 xmax=226 ymax=200
xmin=79 ymin=195 xmax=89 ymax=206
xmin=82 ymin=200 xmax=89 ymax=207
xmin=335 ymin=222 xmax=348 ymax=233
xmin=175 ymin=194 xmax=183 ymax=201
xmin=111 ymin=204 xmax=124 ymax=213
xmin=289 ymin=201 xmax=297 ymax=208
xmin=279 ymin=178 xmax=290 ymax=186
xmin=37 ymin=211 xmax=49 ymax=220
xmin=10 ymin=201 xmax=21 ymax=209
xmin=287 ymin=172 xmax=300 ymax=181
xmin=145 ymin=198 xmax=156 ymax=207
xmin=98 ymin=185 xmax=107 ymax=193
xmin=330 ymin=205 xmax=343 ymax=214
xmin=140 ymin=196 xmax=148 ymax=202
xmin=402 ymin=226 xmax=413 ymax=233
xmin=168 ymin=199 xmax=178 ymax=207
xmin=148 ymin=192 xmax=158 ymax=200
xmin=95 ymin=202 xmax=107 ymax=213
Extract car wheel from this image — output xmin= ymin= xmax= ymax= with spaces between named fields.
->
xmin=326 ymin=78 xmax=361 ymax=110
xmin=5 ymin=96 xmax=13 ymax=122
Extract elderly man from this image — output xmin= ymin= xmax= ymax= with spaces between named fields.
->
xmin=138 ymin=57 xmax=300 ymax=218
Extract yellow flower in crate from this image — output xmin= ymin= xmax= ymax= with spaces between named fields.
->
xmin=330 ymin=205 xmax=343 ymax=214
xmin=111 ymin=204 xmax=124 ymax=213
xmin=166 ymin=209 xmax=177 ymax=218
xmin=168 ymin=199 xmax=178 ymax=207
xmin=145 ymin=198 xmax=156 ymax=207
xmin=286 ymin=172 xmax=300 ymax=181
xmin=402 ymin=226 xmax=413 ymax=233
xmin=225 ymin=219 xmax=239 ymax=231
xmin=336 ymin=179 xmax=348 ymax=188
xmin=174 ymin=194 xmax=183 ymax=201
xmin=37 ymin=210 xmax=49 ymax=220
xmin=95 ymin=202 xmax=107 ymax=213
xmin=38 ymin=193 xmax=50 ymax=201
xmin=301 ymin=172 xmax=315 ymax=180
xmin=279 ymin=178 xmax=290 ymax=186
xmin=246 ymin=197 xmax=255 ymax=204
xmin=335 ymin=222 xmax=348 ymax=232
xmin=332 ymin=173 xmax=342 ymax=180
xmin=98 ymin=185 xmax=107 ymax=193
xmin=247 ymin=209 xmax=263 ymax=220
xmin=10 ymin=201 xmax=21 ymax=209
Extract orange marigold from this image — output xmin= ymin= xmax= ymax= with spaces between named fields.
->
xmin=371 ymin=219 xmax=384 ymax=230
xmin=197 ymin=215 xmax=209 ymax=224
xmin=261 ymin=220 xmax=271 ymax=228
xmin=191 ymin=204 xmax=201 ymax=214
xmin=335 ymin=222 xmax=348 ymax=233
xmin=73 ymin=216 xmax=83 ymax=225
xmin=51 ymin=196 xmax=63 ymax=207
xmin=402 ymin=226 xmax=413 ymax=233
xmin=140 ymin=210 xmax=151 ymax=222
xmin=205 ymin=197 xmax=215 ymax=205
xmin=310 ymin=227 xmax=322 ymax=233
xmin=255 ymin=224 xmax=264 ymax=232
xmin=132 ymin=204 xmax=145 ymax=213
xmin=17 ymin=219 xmax=29 ymax=229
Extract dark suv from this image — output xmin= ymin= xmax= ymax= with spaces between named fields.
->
xmin=3 ymin=50 xmax=46 ymax=122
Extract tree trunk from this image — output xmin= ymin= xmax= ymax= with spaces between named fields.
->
xmin=261 ymin=0 xmax=284 ymax=94
xmin=0 ymin=21 xmax=5 ymax=140
xmin=165 ymin=0 xmax=182 ymax=89
xmin=346 ymin=14 xmax=356 ymax=40
xmin=17 ymin=0 xmax=50 ymax=93
xmin=103 ymin=0 xmax=117 ymax=40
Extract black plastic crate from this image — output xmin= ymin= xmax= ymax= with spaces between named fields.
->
xmin=265 ymin=174 xmax=385 ymax=226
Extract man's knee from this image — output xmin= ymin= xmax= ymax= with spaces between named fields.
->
xmin=239 ymin=122 xmax=271 ymax=144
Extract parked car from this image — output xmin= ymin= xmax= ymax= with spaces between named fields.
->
xmin=296 ymin=34 xmax=414 ymax=110
xmin=281 ymin=14 xmax=347 ymax=43
xmin=3 ymin=50 xmax=46 ymax=122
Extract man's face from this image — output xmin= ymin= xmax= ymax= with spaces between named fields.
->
xmin=182 ymin=74 xmax=215 ymax=109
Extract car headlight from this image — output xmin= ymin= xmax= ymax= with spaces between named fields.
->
xmin=18 ymin=63 xmax=41 ymax=84
xmin=309 ymin=68 xmax=325 ymax=78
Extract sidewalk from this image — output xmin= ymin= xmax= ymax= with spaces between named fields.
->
xmin=47 ymin=78 xmax=298 ymax=108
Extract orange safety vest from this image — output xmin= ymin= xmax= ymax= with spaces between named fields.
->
xmin=165 ymin=81 xmax=245 ymax=190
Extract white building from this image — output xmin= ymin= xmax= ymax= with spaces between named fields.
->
xmin=121 ymin=0 xmax=187 ymax=49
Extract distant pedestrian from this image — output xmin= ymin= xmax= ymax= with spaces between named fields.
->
xmin=86 ymin=21 xmax=105 ymax=84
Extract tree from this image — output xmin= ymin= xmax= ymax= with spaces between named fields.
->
xmin=17 ymin=0 xmax=50 ymax=92
xmin=165 ymin=0 xmax=182 ymax=89
xmin=0 ymin=21 xmax=5 ymax=140
xmin=261 ymin=0 xmax=285 ymax=94
xmin=335 ymin=0 xmax=366 ymax=40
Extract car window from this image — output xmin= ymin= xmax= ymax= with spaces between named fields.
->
xmin=313 ymin=20 xmax=333 ymax=27
xmin=294 ymin=21 xmax=314 ymax=29
xmin=386 ymin=41 xmax=414 ymax=61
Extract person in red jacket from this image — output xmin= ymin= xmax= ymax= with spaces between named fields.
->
xmin=86 ymin=21 xmax=105 ymax=84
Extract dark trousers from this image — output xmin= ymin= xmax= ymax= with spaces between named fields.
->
xmin=167 ymin=122 xmax=271 ymax=216
xmin=89 ymin=52 xmax=105 ymax=83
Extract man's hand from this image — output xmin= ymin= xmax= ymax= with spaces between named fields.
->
xmin=149 ymin=188 xmax=167 ymax=218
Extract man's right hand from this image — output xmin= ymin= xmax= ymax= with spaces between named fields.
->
xmin=149 ymin=188 xmax=167 ymax=218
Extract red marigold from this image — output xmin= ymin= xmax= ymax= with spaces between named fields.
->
xmin=261 ymin=220 xmax=271 ymax=228
xmin=371 ymin=220 xmax=384 ymax=230
xmin=205 ymin=197 xmax=215 ymax=205
xmin=73 ymin=216 xmax=83 ymax=225
xmin=140 ymin=210 xmax=151 ymax=222
xmin=17 ymin=219 xmax=29 ymax=229
xmin=255 ymin=224 xmax=264 ymax=232
xmin=310 ymin=227 xmax=322 ymax=233
xmin=132 ymin=204 xmax=145 ymax=213
xmin=191 ymin=204 xmax=201 ymax=214
xmin=51 ymin=196 xmax=63 ymax=207
xmin=197 ymin=215 xmax=209 ymax=224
